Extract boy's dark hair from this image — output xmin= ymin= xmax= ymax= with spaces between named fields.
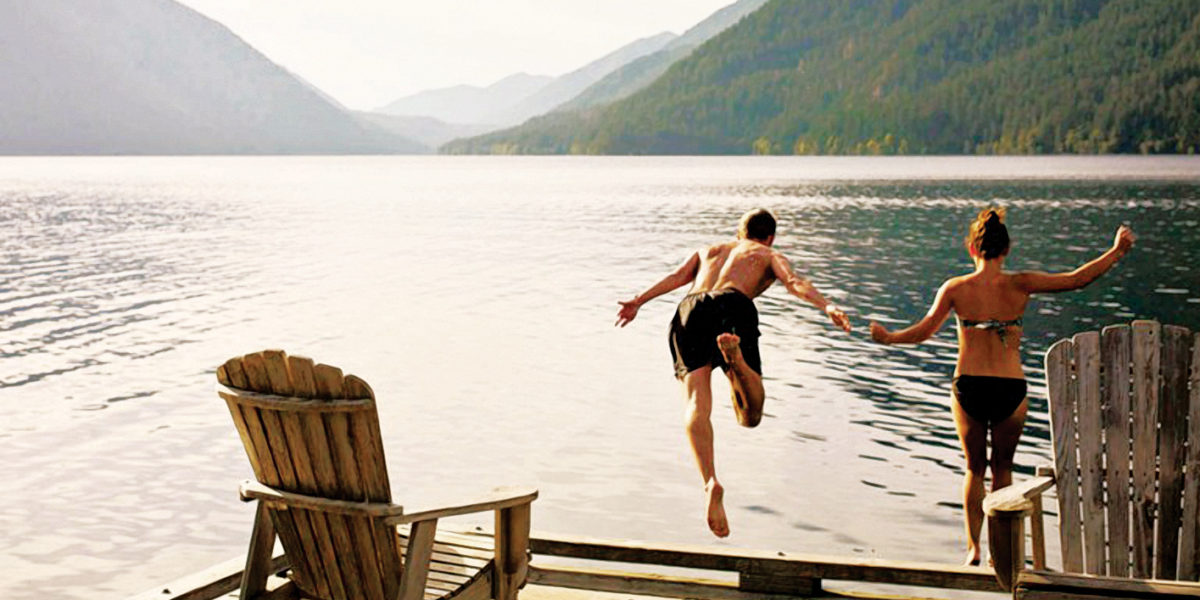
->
xmin=740 ymin=208 xmax=776 ymax=241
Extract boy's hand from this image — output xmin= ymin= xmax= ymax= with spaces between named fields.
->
xmin=1113 ymin=225 xmax=1136 ymax=255
xmin=615 ymin=299 xmax=640 ymax=327
xmin=870 ymin=321 xmax=892 ymax=344
xmin=825 ymin=304 xmax=851 ymax=333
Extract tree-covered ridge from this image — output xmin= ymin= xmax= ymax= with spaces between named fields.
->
xmin=443 ymin=0 xmax=1200 ymax=155
xmin=556 ymin=0 xmax=769 ymax=112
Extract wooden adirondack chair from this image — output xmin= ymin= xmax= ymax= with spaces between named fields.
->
xmin=984 ymin=321 xmax=1200 ymax=598
xmin=217 ymin=350 xmax=538 ymax=600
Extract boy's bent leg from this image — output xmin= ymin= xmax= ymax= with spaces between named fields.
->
xmin=717 ymin=333 xmax=764 ymax=427
xmin=682 ymin=366 xmax=729 ymax=538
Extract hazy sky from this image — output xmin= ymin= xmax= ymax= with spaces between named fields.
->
xmin=174 ymin=0 xmax=737 ymax=110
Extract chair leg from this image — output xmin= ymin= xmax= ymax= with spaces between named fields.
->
xmin=241 ymin=501 xmax=278 ymax=600
xmin=397 ymin=519 xmax=438 ymax=600
xmin=494 ymin=503 xmax=531 ymax=600
xmin=989 ymin=511 xmax=1026 ymax=592
xmin=1029 ymin=496 xmax=1046 ymax=570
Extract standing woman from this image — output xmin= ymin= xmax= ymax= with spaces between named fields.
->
xmin=869 ymin=208 xmax=1135 ymax=565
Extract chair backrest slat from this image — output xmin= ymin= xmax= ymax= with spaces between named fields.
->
xmin=1101 ymin=325 xmax=1133 ymax=577
xmin=1046 ymin=339 xmax=1085 ymax=572
xmin=218 ymin=350 xmax=401 ymax=600
xmin=1155 ymin=326 xmax=1191 ymax=580
xmin=286 ymin=355 xmax=351 ymax=600
xmin=1045 ymin=321 xmax=1199 ymax=582
xmin=242 ymin=352 xmax=335 ymax=596
xmin=1130 ymin=320 xmax=1161 ymax=579
xmin=1074 ymin=332 xmax=1106 ymax=575
xmin=1180 ymin=335 xmax=1200 ymax=581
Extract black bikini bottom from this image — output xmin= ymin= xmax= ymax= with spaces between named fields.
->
xmin=952 ymin=375 xmax=1027 ymax=427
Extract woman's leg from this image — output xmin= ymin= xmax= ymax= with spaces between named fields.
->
xmin=989 ymin=398 xmax=1028 ymax=492
xmin=951 ymin=394 xmax=989 ymax=566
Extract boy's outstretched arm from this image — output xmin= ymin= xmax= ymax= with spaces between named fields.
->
xmin=1014 ymin=225 xmax=1135 ymax=293
xmin=770 ymin=253 xmax=851 ymax=332
xmin=871 ymin=281 xmax=953 ymax=345
xmin=615 ymin=252 xmax=700 ymax=327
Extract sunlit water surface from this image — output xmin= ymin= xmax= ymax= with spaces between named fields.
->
xmin=1 ymin=156 xmax=1198 ymax=599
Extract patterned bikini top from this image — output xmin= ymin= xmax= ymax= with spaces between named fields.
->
xmin=959 ymin=317 xmax=1023 ymax=347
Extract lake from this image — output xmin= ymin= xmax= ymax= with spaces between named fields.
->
xmin=1 ymin=156 xmax=1198 ymax=599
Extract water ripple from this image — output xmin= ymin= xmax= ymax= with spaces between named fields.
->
xmin=1 ymin=156 xmax=1198 ymax=599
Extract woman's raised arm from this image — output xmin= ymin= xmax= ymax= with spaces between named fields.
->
xmin=1014 ymin=225 xmax=1135 ymax=293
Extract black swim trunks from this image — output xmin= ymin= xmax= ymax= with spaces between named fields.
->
xmin=952 ymin=375 xmax=1027 ymax=426
xmin=668 ymin=288 xmax=761 ymax=379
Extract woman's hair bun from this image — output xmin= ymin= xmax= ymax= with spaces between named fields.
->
xmin=966 ymin=206 xmax=1010 ymax=259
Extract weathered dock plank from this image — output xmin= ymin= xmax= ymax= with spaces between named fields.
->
xmin=128 ymin=552 xmax=288 ymax=600
xmin=525 ymin=531 xmax=1001 ymax=593
xmin=134 ymin=530 xmax=1004 ymax=600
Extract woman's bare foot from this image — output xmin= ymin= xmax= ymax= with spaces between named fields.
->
xmin=717 ymin=333 xmax=742 ymax=366
xmin=964 ymin=548 xmax=981 ymax=567
xmin=705 ymin=478 xmax=730 ymax=538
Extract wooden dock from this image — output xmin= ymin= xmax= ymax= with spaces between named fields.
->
xmin=132 ymin=529 xmax=1004 ymax=600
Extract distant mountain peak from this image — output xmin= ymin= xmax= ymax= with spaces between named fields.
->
xmin=553 ymin=0 xmax=769 ymax=113
xmin=0 ymin=0 xmax=423 ymax=154
xmin=374 ymin=29 xmax=677 ymax=131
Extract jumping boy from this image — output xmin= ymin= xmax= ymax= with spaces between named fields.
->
xmin=616 ymin=208 xmax=851 ymax=537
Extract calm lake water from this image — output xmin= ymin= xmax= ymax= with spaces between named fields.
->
xmin=1 ymin=156 xmax=1198 ymax=599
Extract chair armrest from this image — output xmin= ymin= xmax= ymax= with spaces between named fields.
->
xmin=384 ymin=486 xmax=538 ymax=525
xmin=239 ymin=480 xmax=405 ymax=518
xmin=983 ymin=474 xmax=1056 ymax=516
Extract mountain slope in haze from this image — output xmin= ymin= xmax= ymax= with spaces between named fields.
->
xmin=355 ymin=112 xmax=493 ymax=149
xmin=556 ymin=0 xmax=769 ymax=112
xmin=374 ymin=73 xmax=554 ymax=127
xmin=374 ymin=32 xmax=676 ymax=130
xmin=0 ymin=0 xmax=423 ymax=154
xmin=445 ymin=0 xmax=1200 ymax=155
xmin=491 ymin=31 xmax=677 ymax=126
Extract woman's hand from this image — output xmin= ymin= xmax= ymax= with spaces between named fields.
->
xmin=1112 ymin=225 xmax=1136 ymax=256
xmin=870 ymin=321 xmax=892 ymax=344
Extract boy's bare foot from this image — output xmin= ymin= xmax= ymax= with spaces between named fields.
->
xmin=705 ymin=478 xmax=730 ymax=538
xmin=717 ymin=333 xmax=742 ymax=366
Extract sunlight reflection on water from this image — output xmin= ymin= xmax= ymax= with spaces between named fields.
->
xmin=1 ymin=156 xmax=1198 ymax=599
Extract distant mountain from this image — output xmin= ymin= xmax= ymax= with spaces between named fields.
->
xmin=354 ymin=112 xmax=492 ymax=149
xmin=375 ymin=73 xmax=554 ymax=127
xmin=0 ymin=0 xmax=423 ymax=154
xmin=445 ymin=0 xmax=1200 ymax=155
xmin=493 ymin=32 xmax=677 ymax=125
xmin=376 ymin=31 xmax=676 ymax=132
xmin=557 ymin=0 xmax=769 ymax=112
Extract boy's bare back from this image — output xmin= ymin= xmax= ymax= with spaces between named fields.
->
xmin=691 ymin=239 xmax=778 ymax=299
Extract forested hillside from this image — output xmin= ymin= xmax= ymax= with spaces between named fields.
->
xmin=445 ymin=0 xmax=1200 ymax=155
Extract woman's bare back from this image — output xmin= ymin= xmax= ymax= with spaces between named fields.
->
xmin=947 ymin=271 xmax=1030 ymax=378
